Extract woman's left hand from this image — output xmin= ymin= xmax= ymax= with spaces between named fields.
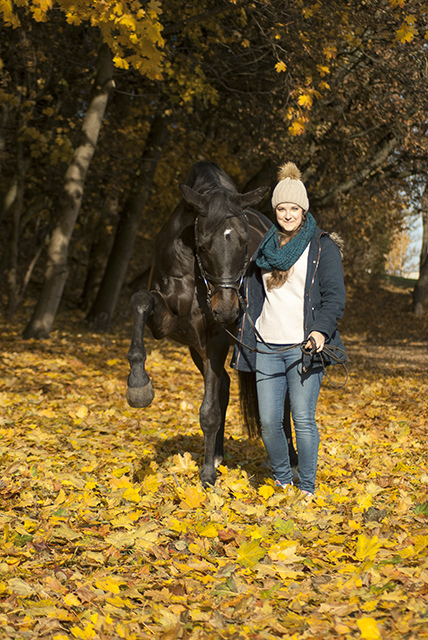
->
xmin=308 ymin=331 xmax=325 ymax=353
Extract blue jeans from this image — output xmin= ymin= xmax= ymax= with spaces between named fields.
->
xmin=255 ymin=344 xmax=323 ymax=493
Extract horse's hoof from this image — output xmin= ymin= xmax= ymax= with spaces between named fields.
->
xmin=127 ymin=381 xmax=155 ymax=408
xmin=200 ymin=468 xmax=217 ymax=488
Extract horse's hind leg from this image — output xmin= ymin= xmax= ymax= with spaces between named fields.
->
xmin=189 ymin=347 xmax=229 ymax=470
xmin=214 ymin=369 xmax=230 ymax=467
xmin=127 ymin=290 xmax=155 ymax=408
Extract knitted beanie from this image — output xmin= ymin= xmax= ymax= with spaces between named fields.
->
xmin=271 ymin=162 xmax=309 ymax=212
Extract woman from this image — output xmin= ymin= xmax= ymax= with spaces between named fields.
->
xmin=231 ymin=162 xmax=347 ymax=496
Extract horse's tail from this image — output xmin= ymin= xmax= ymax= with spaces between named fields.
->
xmin=238 ymin=370 xmax=261 ymax=439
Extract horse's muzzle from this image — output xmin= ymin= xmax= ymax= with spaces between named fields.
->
xmin=210 ymin=290 xmax=240 ymax=325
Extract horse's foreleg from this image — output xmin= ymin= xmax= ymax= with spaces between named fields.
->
xmin=190 ymin=345 xmax=230 ymax=484
xmin=127 ymin=290 xmax=155 ymax=408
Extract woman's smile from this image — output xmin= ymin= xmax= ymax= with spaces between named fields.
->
xmin=275 ymin=202 xmax=304 ymax=233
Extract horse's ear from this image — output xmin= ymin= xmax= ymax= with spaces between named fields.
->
xmin=237 ymin=186 xmax=270 ymax=210
xmin=179 ymin=184 xmax=209 ymax=216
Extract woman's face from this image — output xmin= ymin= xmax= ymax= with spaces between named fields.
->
xmin=275 ymin=202 xmax=304 ymax=233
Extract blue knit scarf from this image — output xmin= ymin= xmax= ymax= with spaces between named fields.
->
xmin=255 ymin=212 xmax=316 ymax=271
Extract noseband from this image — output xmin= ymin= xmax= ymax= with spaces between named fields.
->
xmin=194 ymin=213 xmax=249 ymax=311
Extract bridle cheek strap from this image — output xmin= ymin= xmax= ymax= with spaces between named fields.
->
xmin=194 ymin=214 xmax=249 ymax=310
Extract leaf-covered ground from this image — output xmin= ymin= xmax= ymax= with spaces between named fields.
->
xmin=1 ymin=282 xmax=427 ymax=640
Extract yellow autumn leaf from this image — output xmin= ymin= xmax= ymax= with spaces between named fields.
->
xmin=123 ymin=485 xmax=142 ymax=502
xmin=396 ymin=16 xmax=418 ymax=43
xmin=134 ymin=526 xmax=158 ymax=549
xmin=275 ymin=61 xmax=287 ymax=73
xmin=170 ymin=451 xmax=198 ymax=473
xmin=195 ymin=521 xmax=218 ymax=538
xmin=95 ymin=577 xmax=124 ymax=594
xmin=113 ymin=55 xmax=130 ymax=69
xmin=178 ymin=485 xmax=206 ymax=510
xmin=259 ymin=484 xmax=275 ymax=499
xmin=76 ymin=405 xmax=88 ymax=419
xmin=53 ymin=524 xmax=82 ymax=541
xmin=110 ymin=511 xmax=140 ymax=529
xmin=236 ymin=538 xmax=266 ymax=568
xmin=8 ymin=577 xmax=35 ymax=596
xmin=63 ymin=593 xmax=81 ymax=607
xmin=298 ymin=93 xmax=313 ymax=108
xmin=324 ymin=45 xmax=337 ymax=59
xmin=356 ymin=493 xmax=373 ymax=510
xmin=268 ymin=541 xmax=305 ymax=564
xmin=104 ymin=530 xmax=136 ymax=549
xmin=414 ymin=535 xmax=428 ymax=555
xmin=166 ymin=517 xmax=188 ymax=534
xmin=317 ymin=64 xmax=330 ymax=76
xmin=40 ymin=408 xmax=56 ymax=418
xmin=355 ymin=534 xmax=381 ymax=561
xmin=357 ymin=617 xmax=382 ymax=639
xmin=289 ymin=118 xmax=306 ymax=136
xmin=70 ymin=623 xmax=96 ymax=639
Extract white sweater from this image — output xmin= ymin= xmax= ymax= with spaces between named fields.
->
xmin=255 ymin=246 xmax=309 ymax=344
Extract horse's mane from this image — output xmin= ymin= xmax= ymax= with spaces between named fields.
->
xmin=185 ymin=161 xmax=241 ymax=233
xmin=186 ymin=161 xmax=237 ymax=194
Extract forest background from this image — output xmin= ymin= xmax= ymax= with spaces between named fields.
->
xmin=1 ymin=0 xmax=428 ymax=334
xmin=1 ymin=2 xmax=428 ymax=639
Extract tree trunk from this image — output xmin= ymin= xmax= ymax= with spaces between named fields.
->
xmin=5 ymin=140 xmax=25 ymax=319
xmin=23 ymin=44 xmax=114 ymax=339
xmin=413 ymin=179 xmax=428 ymax=317
xmin=86 ymin=111 xmax=170 ymax=332
xmin=80 ymin=192 xmax=119 ymax=313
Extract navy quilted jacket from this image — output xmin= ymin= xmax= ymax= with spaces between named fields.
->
xmin=230 ymin=225 xmax=347 ymax=372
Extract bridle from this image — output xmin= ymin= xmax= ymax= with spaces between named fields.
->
xmin=194 ymin=212 xmax=249 ymax=311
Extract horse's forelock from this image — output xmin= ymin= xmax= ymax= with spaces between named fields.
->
xmin=186 ymin=162 xmax=243 ymax=234
xmin=203 ymin=190 xmax=244 ymax=234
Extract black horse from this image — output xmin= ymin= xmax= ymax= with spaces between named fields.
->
xmin=127 ymin=161 xmax=296 ymax=486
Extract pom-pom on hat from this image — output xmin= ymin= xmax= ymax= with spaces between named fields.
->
xmin=271 ymin=162 xmax=309 ymax=212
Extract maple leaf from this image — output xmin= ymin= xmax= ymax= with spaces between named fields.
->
xmin=259 ymin=484 xmax=275 ymax=499
xmin=289 ymin=118 xmax=307 ymax=136
xmin=355 ymin=534 xmax=382 ymax=561
xmin=236 ymin=538 xmax=266 ymax=567
xmin=357 ymin=617 xmax=382 ymax=639
xmin=395 ymin=16 xmax=418 ymax=43
xmin=298 ymin=93 xmax=313 ymax=108
xmin=178 ymin=485 xmax=207 ymax=509
xmin=268 ymin=541 xmax=305 ymax=564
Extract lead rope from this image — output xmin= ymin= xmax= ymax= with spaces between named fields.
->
xmin=223 ymin=296 xmax=349 ymax=389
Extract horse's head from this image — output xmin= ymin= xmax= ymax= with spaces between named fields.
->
xmin=180 ymin=183 xmax=269 ymax=325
